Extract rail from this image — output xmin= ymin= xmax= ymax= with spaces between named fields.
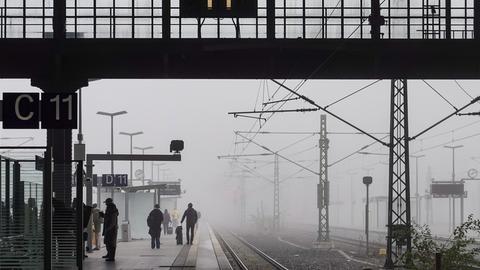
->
xmin=213 ymin=227 xmax=289 ymax=270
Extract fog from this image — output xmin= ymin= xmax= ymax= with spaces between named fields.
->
xmin=1 ymin=78 xmax=480 ymax=237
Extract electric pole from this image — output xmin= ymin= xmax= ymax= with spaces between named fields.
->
xmin=317 ymin=114 xmax=329 ymax=243
xmin=444 ymin=144 xmax=463 ymax=231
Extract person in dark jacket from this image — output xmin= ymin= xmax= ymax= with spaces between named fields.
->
xmin=180 ymin=203 xmax=198 ymax=245
xmin=163 ymin=209 xmax=171 ymax=235
xmin=102 ymin=198 xmax=118 ymax=262
xmin=147 ymin=204 xmax=164 ymax=249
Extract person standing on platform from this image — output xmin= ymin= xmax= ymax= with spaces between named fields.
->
xmin=181 ymin=203 xmax=198 ymax=245
xmin=163 ymin=209 xmax=171 ymax=235
xmin=172 ymin=208 xmax=180 ymax=228
xmin=102 ymin=198 xmax=118 ymax=262
xmin=147 ymin=204 xmax=164 ymax=249
xmin=91 ymin=203 xmax=103 ymax=250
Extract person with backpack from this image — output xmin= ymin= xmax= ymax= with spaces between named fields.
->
xmin=147 ymin=204 xmax=164 ymax=249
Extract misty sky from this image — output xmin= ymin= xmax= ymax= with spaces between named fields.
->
xmin=1 ymin=78 xmax=480 ymax=235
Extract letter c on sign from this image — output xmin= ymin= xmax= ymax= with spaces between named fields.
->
xmin=15 ymin=94 xmax=34 ymax=121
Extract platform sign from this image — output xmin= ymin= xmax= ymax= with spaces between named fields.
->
xmin=92 ymin=174 xmax=129 ymax=187
xmin=2 ymin=92 xmax=77 ymax=129
xmin=180 ymin=0 xmax=257 ymax=18
xmin=2 ymin=93 xmax=40 ymax=129
xmin=41 ymin=93 xmax=77 ymax=129
xmin=431 ymin=182 xmax=465 ymax=198
xmin=160 ymin=183 xmax=182 ymax=195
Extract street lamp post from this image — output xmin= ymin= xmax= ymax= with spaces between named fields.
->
xmin=134 ymin=146 xmax=154 ymax=186
xmin=444 ymin=145 xmax=464 ymax=231
xmin=363 ymin=176 xmax=373 ymax=256
xmin=411 ymin=155 xmax=426 ymax=224
xmin=97 ymin=110 xmax=127 ymax=199
xmin=119 ymin=131 xmax=143 ymax=224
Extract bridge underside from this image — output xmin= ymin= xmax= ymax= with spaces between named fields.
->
xmin=2 ymin=39 xmax=480 ymax=80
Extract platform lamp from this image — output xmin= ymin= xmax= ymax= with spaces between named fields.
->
xmin=134 ymin=146 xmax=154 ymax=186
xmin=363 ymin=176 xmax=373 ymax=256
xmin=119 ymin=131 xmax=143 ymax=229
xmin=96 ymin=110 xmax=127 ymax=199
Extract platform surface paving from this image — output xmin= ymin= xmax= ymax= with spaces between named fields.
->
xmin=83 ymin=223 xmax=225 ymax=270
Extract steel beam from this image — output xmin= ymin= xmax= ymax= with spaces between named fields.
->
xmin=385 ymin=79 xmax=411 ymax=269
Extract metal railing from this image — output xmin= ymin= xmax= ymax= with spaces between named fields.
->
xmin=0 ymin=0 xmax=476 ymax=39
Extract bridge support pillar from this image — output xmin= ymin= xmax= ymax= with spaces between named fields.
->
xmin=385 ymin=79 xmax=412 ymax=269
xmin=31 ymin=78 xmax=88 ymax=205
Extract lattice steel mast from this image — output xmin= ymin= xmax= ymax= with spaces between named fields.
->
xmin=273 ymin=154 xmax=280 ymax=230
xmin=385 ymin=79 xmax=411 ymax=268
xmin=317 ymin=114 xmax=329 ymax=242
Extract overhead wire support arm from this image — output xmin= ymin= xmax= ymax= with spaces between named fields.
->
xmin=457 ymin=112 xmax=480 ymax=116
xmin=235 ymin=131 xmax=320 ymax=135
xmin=233 ymin=115 xmax=267 ymax=122
xmin=263 ymin=97 xmax=301 ymax=106
xmin=410 ymin=96 xmax=480 ymax=141
xmin=229 ymin=108 xmax=319 ymax=116
xmin=235 ymin=132 xmax=320 ymax=176
xmin=271 ymin=79 xmax=389 ymax=147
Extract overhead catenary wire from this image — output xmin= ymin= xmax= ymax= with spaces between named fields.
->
xmin=423 ymin=80 xmax=457 ymax=110
xmin=236 ymin=3 xmax=386 ymax=154
xmin=328 ymin=135 xmax=389 ymax=167
xmin=271 ymin=79 xmax=389 ymax=147
xmin=454 ymin=80 xmax=474 ymax=100
xmin=236 ymin=132 xmax=320 ymax=176
xmin=412 ymin=132 xmax=480 ymax=154
xmin=324 ymin=79 xmax=382 ymax=109
xmin=276 ymin=134 xmax=316 ymax=153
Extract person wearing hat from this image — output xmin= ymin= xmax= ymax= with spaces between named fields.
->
xmin=180 ymin=203 xmax=198 ymax=245
xmin=147 ymin=204 xmax=164 ymax=249
xmin=102 ymin=198 xmax=118 ymax=261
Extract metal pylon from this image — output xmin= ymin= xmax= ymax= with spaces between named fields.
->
xmin=273 ymin=154 xmax=280 ymax=231
xmin=317 ymin=114 xmax=329 ymax=242
xmin=385 ymin=79 xmax=412 ymax=269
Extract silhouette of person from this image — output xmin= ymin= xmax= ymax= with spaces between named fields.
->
xmin=181 ymin=203 xmax=198 ymax=245
xmin=102 ymin=198 xmax=118 ymax=262
xmin=147 ymin=204 xmax=164 ymax=249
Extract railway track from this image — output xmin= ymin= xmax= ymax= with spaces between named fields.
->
xmin=213 ymin=228 xmax=289 ymax=270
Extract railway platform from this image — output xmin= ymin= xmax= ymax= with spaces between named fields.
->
xmin=83 ymin=222 xmax=231 ymax=270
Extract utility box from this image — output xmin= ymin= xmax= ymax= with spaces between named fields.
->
xmin=121 ymin=223 xmax=131 ymax=242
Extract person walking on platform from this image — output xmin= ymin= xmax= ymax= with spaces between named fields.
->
xmin=91 ymin=203 xmax=103 ymax=250
xmin=163 ymin=209 xmax=171 ymax=235
xmin=147 ymin=204 xmax=164 ymax=249
xmin=102 ymin=198 xmax=118 ymax=262
xmin=181 ymin=203 xmax=198 ymax=245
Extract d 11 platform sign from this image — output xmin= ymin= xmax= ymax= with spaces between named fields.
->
xmin=2 ymin=92 xmax=77 ymax=129
xmin=92 ymin=174 xmax=128 ymax=187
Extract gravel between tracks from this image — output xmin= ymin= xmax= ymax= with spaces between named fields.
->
xmin=240 ymin=231 xmax=379 ymax=270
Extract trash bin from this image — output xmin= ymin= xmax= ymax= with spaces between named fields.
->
xmin=121 ymin=222 xmax=131 ymax=242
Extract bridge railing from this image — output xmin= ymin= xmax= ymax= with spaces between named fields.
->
xmin=0 ymin=0 xmax=476 ymax=39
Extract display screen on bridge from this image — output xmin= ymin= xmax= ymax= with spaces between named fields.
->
xmin=180 ymin=0 xmax=257 ymax=18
